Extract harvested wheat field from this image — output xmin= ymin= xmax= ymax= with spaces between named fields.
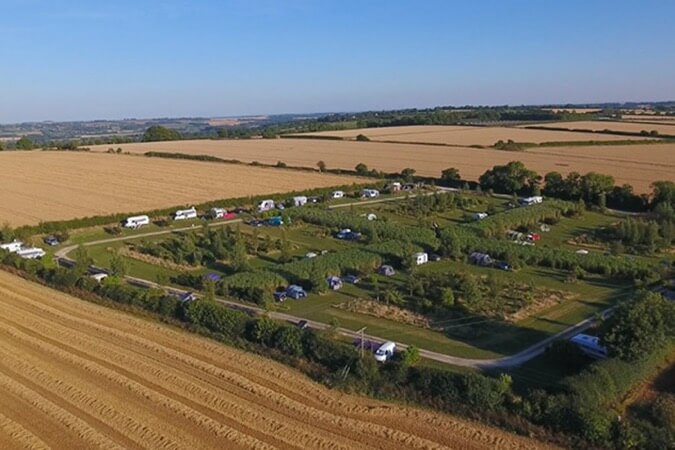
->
xmin=0 ymin=152 xmax=365 ymax=227
xmin=294 ymin=125 xmax=651 ymax=146
xmin=90 ymin=139 xmax=675 ymax=194
xmin=520 ymin=120 xmax=675 ymax=136
xmin=0 ymin=270 xmax=554 ymax=450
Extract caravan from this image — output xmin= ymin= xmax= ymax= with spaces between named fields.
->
xmin=123 ymin=215 xmax=150 ymax=229
xmin=174 ymin=207 xmax=197 ymax=220
xmin=0 ymin=240 xmax=24 ymax=253
xmin=257 ymin=199 xmax=275 ymax=212
xmin=16 ymin=247 xmax=46 ymax=259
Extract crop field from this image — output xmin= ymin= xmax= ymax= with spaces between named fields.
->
xmin=90 ymin=139 xmax=675 ymax=193
xmin=292 ymin=125 xmax=652 ymax=145
xmin=521 ymin=120 xmax=675 ymax=136
xmin=0 ymin=152 xmax=364 ymax=227
xmin=0 ymin=270 xmax=551 ymax=450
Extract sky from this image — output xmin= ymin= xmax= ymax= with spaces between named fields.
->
xmin=1 ymin=0 xmax=674 ymax=123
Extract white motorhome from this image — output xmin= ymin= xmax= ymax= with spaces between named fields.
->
xmin=16 ymin=247 xmax=46 ymax=259
xmin=173 ymin=207 xmax=197 ymax=220
xmin=123 ymin=215 xmax=150 ymax=229
xmin=89 ymin=273 xmax=109 ymax=283
xmin=293 ymin=196 xmax=308 ymax=207
xmin=257 ymin=199 xmax=275 ymax=212
xmin=361 ymin=189 xmax=380 ymax=199
xmin=374 ymin=341 xmax=396 ymax=362
xmin=520 ymin=196 xmax=543 ymax=206
xmin=570 ymin=334 xmax=608 ymax=359
xmin=331 ymin=190 xmax=345 ymax=199
xmin=0 ymin=240 xmax=24 ymax=253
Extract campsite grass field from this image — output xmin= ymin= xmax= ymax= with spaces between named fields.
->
xmin=90 ymin=137 xmax=675 ymax=194
xmin=0 ymin=270 xmax=557 ymax=450
xmin=0 ymin=151 xmax=366 ymax=227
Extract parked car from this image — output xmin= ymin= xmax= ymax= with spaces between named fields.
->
xmin=286 ymin=285 xmax=308 ymax=300
xmin=247 ymin=219 xmax=265 ymax=227
xmin=429 ymin=253 xmax=441 ymax=262
xmin=343 ymin=274 xmax=360 ymax=284
xmin=273 ymin=291 xmax=287 ymax=302
xmin=496 ymin=261 xmax=511 ymax=271
xmin=296 ymin=320 xmax=309 ymax=330
xmin=43 ymin=235 xmax=60 ymax=246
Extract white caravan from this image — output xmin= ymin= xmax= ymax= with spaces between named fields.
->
xmin=374 ymin=341 xmax=396 ymax=362
xmin=0 ymin=240 xmax=24 ymax=253
xmin=293 ymin=196 xmax=308 ymax=207
xmin=257 ymin=199 xmax=275 ymax=212
xmin=173 ymin=207 xmax=197 ymax=220
xmin=331 ymin=190 xmax=345 ymax=199
xmin=123 ymin=215 xmax=150 ymax=229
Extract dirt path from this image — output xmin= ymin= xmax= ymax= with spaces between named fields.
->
xmin=0 ymin=270 xmax=555 ymax=449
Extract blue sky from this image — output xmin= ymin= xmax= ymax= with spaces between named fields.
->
xmin=1 ymin=0 xmax=674 ymax=123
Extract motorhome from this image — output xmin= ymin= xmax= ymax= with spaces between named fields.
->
xmin=0 ymin=240 xmax=23 ymax=253
xmin=123 ymin=215 xmax=150 ymax=229
xmin=16 ymin=247 xmax=46 ymax=259
xmin=174 ymin=207 xmax=197 ymax=220
xmin=293 ymin=196 xmax=308 ymax=207
xmin=209 ymin=207 xmax=226 ymax=219
xmin=570 ymin=334 xmax=608 ymax=359
xmin=257 ymin=199 xmax=275 ymax=212
xmin=520 ymin=196 xmax=543 ymax=206
xmin=374 ymin=341 xmax=396 ymax=362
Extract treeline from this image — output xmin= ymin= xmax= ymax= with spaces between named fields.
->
xmin=439 ymin=227 xmax=657 ymax=282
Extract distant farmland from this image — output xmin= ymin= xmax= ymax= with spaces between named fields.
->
xmin=90 ymin=138 xmax=675 ymax=194
xmin=0 ymin=270 xmax=553 ymax=450
xmin=520 ymin=120 xmax=675 ymax=136
xmin=0 ymin=152 xmax=364 ymax=226
xmin=293 ymin=125 xmax=653 ymax=146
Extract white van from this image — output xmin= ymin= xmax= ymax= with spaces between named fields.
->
xmin=174 ymin=207 xmax=197 ymax=220
xmin=257 ymin=199 xmax=275 ymax=212
xmin=374 ymin=341 xmax=396 ymax=362
xmin=123 ymin=215 xmax=150 ymax=229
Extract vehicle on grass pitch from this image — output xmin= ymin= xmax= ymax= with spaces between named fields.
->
xmin=374 ymin=341 xmax=396 ymax=362
xmin=123 ymin=215 xmax=150 ymax=229
xmin=173 ymin=207 xmax=197 ymax=221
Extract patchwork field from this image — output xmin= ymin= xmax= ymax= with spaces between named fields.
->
xmin=90 ymin=139 xmax=675 ymax=194
xmin=293 ymin=125 xmax=652 ymax=146
xmin=0 ymin=270 xmax=553 ymax=450
xmin=521 ymin=120 xmax=675 ymax=136
xmin=0 ymin=152 xmax=364 ymax=227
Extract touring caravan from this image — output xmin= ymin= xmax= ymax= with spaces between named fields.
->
xmin=174 ymin=207 xmax=197 ymax=220
xmin=257 ymin=199 xmax=275 ymax=212
xmin=16 ymin=247 xmax=46 ymax=259
xmin=123 ymin=215 xmax=150 ymax=229
xmin=0 ymin=240 xmax=24 ymax=253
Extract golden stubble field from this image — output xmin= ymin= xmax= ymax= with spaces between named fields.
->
xmin=521 ymin=120 xmax=675 ymax=135
xmin=0 ymin=152 xmax=365 ymax=227
xmin=0 ymin=270 xmax=554 ymax=450
xmin=90 ymin=139 xmax=675 ymax=194
xmin=294 ymin=125 xmax=652 ymax=146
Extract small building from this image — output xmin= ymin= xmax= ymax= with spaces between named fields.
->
xmin=520 ymin=196 xmax=543 ymax=206
xmin=0 ymin=240 xmax=24 ymax=253
xmin=293 ymin=196 xmax=308 ymax=207
xmin=326 ymin=276 xmax=343 ymax=290
xmin=473 ymin=212 xmax=488 ymax=221
xmin=331 ymin=190 xmax=345 ymax=199
xmin=174 ymin=207 xmax=197 ymax=220
xmin=414 ymin=252 xmax=428 ymax=266
xmin=469 ymin=252 xmax=493 ymax=266
xmin=378 ymin=265 xmax=395 ymax=276
xmin=570 ymin=334 xmax=608 ymax=359
xmin=286 ymin=285 xmax=307 ymax=299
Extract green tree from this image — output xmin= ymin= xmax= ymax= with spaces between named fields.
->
xmin=355 ymin=163 xmax=369 ymax=175
xmin=15 ymin=136 xmax=34 ymax=150
xmin=74 ymin=246 xmax=93 ymax=276
xmin=400 ymin=167 xmax=416 ymax=182
xmin=602 ymin=291 xmax=675 ymax=361
xmin=142 ymin=125 xmax=182 ymax=142
xmin=316 ymin=160 xmax=327 ymax=172
xmin=355 ymin=134 xmax=370 ymax=142
xmin=479 ymin=161 xmax=540 ymax=195
xmin=231 ymin=233 xmax=250 ymax=272
xmin=109 ymin=250 xmax=128 ymax=277
xmin=440 ymin=167 xmax=461 ymax=186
